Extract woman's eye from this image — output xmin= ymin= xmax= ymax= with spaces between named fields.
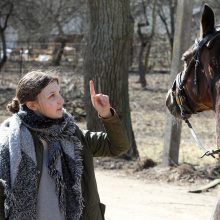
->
xmin=49 ymin=94 xmax=55 ymax=98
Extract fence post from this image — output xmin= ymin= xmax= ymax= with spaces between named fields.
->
xmin=162 ymin=0 xmax=193 ymax=166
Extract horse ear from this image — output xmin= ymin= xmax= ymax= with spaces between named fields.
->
xmin=200 ymin=4 xmax=215 ymax=38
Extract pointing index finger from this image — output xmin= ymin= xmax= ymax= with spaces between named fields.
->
xmin=89 ymin=80 xmax=96 ymax=96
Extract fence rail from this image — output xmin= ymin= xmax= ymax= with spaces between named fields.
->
xmin=0 ymin=36 xmax=171 ymax=76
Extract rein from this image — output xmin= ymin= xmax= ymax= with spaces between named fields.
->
xmin=184 ymin=119 xmax=219 ymax=159
xmin=173 ymin=29 xmax=220 ymax=159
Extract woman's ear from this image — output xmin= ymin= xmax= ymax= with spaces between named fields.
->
xmin=26 ymin=101 xmax=38 ymax=111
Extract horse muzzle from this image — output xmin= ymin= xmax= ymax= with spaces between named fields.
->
xmin=165 ymin=88 xmax=192 ymax=120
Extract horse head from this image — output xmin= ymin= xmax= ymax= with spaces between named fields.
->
xmin=166 ymin=4 xmax=220 ymax=121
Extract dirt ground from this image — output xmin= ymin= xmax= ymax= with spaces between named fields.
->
xmin=95 ymin=168 xmax=217 ymax=220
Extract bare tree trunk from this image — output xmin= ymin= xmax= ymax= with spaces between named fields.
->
xmin=162 ymin=0 xmax=193 ymax=166
xmin=0 ymin=2 xmax=13 ymax=71
xmin=137 ymin=23 xmax=147 ymax=88
xmin=84 ymin=0 xmax=139 ymax=159
xmin=169 ymin=0 xmax=176 ymax=54
xmin=137 ymin=0 xmax=157 ymax=89
xmin=0 ymin=28 xmax=7 ymax=71
xmin=144 ymin=43 xmax=152 ymax=71
xmin=51 ymin=37 xmax=66 ymax=66
xmin=144 ymin=0 xmax=157 ymax=71
xmin=158 ymin=0 xmax=177 ymax=59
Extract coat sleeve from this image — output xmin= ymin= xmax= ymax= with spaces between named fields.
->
xmin=77 ymin=112 xmax=129 ymax=157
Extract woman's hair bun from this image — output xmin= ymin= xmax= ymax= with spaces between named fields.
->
xmin=7 ymin=97 xmax=20 ymax=113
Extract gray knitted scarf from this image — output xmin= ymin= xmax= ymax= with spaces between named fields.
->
xmin=0 ymin=105 xmax=84 ymax=220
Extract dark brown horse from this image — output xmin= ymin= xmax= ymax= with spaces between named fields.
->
xmin=166 ymin=4 xmax=220 ymax=148
xmin=166 ymin=4 xmax=220 ymax=218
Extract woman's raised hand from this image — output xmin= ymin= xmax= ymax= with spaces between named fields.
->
xmin=90 ymin=80 xmax=112 ymax=118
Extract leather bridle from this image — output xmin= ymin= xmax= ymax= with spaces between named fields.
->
xmin=171 ymin=29 xmax=220 ymax=158
xmin=172 ymin=30 xmax=220 ymax=121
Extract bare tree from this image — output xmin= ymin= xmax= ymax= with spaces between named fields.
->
xmin=35 ymin=0 xmax=84 ymax=65
xmin=38 ymin=0 xmax=85 ymax=66
xmin=0 ymin=0 xmax=13 ymax=71
xmin=13 ymin=0 xmax=86 ymax=65
xmin=157 ymin=0 xmax=177 ymax=58
xmin=136 ymin=0 xmax=157 ymax=89
xmin=84 ymin=0 xmax=139 ymax=159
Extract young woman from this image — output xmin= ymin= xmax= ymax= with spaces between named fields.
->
xmin=0 ymin=70 xmax=129 ymax=220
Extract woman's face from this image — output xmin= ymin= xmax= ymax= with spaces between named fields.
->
xmin=30 ymin=81 xmax=64 ymax=119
